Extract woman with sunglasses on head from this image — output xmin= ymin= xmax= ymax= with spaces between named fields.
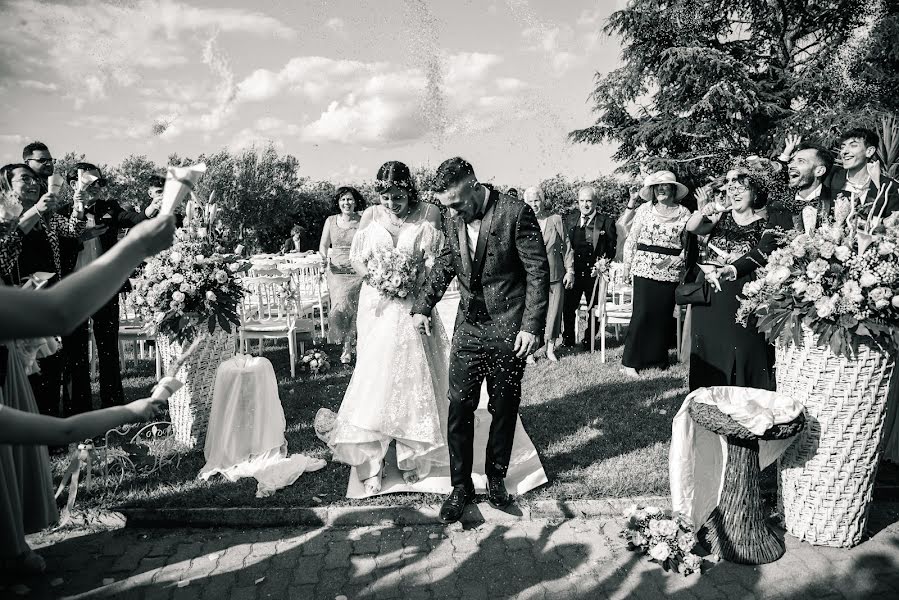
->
xmin=0 ymin=163 xmax=88 ymax=419
xmin=685 ymin=162 xmax=778 ymax=391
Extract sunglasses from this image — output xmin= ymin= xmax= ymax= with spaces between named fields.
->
xmin=26 ymin=157 xmax=54 ymax=165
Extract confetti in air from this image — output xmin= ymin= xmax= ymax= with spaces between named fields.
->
xmin=829 ymin=0 xmax=885 ymax=104
xmin=151 ymin=118 xmax=170 ymax=136
xmin=402 ymin=0 xmax=449 ymax=147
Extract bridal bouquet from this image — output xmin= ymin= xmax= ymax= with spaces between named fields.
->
xmin=132 ymin=229 xmax=251 ymax=344
xmin=736 ymin=201 xmax=899 ymax=356
xmin=622 ymin=504 xmax=702 ymax=576
xmin=363 ymin=247 xmax=419 ymax=299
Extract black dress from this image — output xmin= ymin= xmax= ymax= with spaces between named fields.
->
xmin=689 ymin=213 xmax=774 ymax=391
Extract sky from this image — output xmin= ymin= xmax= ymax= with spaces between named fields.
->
xmin=0 ymin=0 xmax=625 ymax=186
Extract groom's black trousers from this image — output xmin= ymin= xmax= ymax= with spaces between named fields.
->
xmin=447 ymin=319 xmax=526 ymax=487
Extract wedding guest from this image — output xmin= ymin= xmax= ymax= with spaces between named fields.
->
xmin=143 ymin=175 xmax=185 ymax=227
xmin=319 ymin=186 xmax=364 ymax=363
xmin=686 ymin=165 xmax=774 ymax=391
xmin=621 ymin=171 xmax=691 ymax=377
xmin=22 ymin=142 xmax=81 ymax=277
xmin=507 ymin=188 xmax=519 ymax=199
xmin=523 ymin=186 xmax=566 ymax=362
xmin=827 ymin=127 xmax=899 ymax=222
xmin=0 ymin=163 xmax=86 ymax=416
xmin=281 ymin=225 xmax=305 ymax=253
xmin=62 ymin=163 xmax=148 ymax=415
xmin=561 ymin=186 xmax=616 ymax=348
xmin=0 ymin=214 xmax=175 ymax=575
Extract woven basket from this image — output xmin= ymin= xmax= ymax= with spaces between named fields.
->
xmin=776 ymin=324 xmax=895 ymax=548
xmin=157 ymin=331 xmax=236 ymax=447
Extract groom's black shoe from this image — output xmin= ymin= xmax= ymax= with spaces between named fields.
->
xmin=439 ymin=483 xmax=475 ymax=523
xmin=487 ymin=476 xmax=512 ymax=509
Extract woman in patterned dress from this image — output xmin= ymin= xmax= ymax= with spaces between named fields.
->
xmin=621 ymin=171 xmax=692 ymax=376
xmin=686 ymin=168 xmax=775 ymax=391
xmin=319 ymin=187 xmax=364 ymax=364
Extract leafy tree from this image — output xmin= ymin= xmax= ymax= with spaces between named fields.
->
xmin=570 ymin=0 xmax=895 ymax=174
xmin=106 ymin=154 xmax=162 ymax=211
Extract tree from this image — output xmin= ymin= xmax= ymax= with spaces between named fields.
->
xmin=107 ymin=155 xmax=162 ymax=211
xmin=570 ymin=0 xmax=895 ymax=175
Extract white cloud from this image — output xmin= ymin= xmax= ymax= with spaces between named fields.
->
xmin=522 ymin=26 xmax=583 ymax=75
xmin=0 ymin=0 xmax=294 ymax=104
xmin=0 ymin=134 xmax=26 ymax=145
xmin=325 ymin=17 xmax=346 ymax=35
xmin=233 ymin=52 xmax=532 ymax=147
xmin=19 ymin=80 xmax=58 ymax=92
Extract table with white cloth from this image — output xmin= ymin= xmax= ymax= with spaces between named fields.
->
xmin=670 ymin=387 xmax=805 ymax=565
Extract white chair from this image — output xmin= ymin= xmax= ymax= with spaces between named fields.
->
xmin=281 ymin=261 xmax=327 ymax=339
xmin=238 ymin=276 xmax=314 ymax=377
xmin=589 ymin=276 xmax=634 ymax=363
xmin=118 ymin=291 xmax=162 ymax=379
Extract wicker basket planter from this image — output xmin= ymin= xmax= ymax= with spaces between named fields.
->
xmin=776 ymin=324 xmax=896 ymax=548
xmin=157 ymin=332 xmax=236 ymax=447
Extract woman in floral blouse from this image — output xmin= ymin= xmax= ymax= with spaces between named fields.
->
xmin=621 ymin=171 xmax=692 ymax=377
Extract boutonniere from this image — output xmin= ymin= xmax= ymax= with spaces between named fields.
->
xmin=101 ymin=213 xmax=112 ymax=220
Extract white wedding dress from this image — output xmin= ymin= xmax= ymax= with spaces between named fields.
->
xmin=324 ymin=209 xmax=548 ymax=498
xmin=327 ymin=215 xmax=452 ymax=480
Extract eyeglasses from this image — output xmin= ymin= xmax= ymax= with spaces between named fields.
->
xmin=725 ymin=177 xmax=749 ymax=190
xmin=11 ymin=175 xmax=38 ymax=185
xmin=26 ymin=157 xmax=53 ymax=165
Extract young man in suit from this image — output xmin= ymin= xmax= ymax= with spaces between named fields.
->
xmin=412 ymin=157 xmax=549 ymax=523
xmin=561 ymin=186 xmax=617 ymax=348
xmin=827 ymin=127 xmax=899 ymax=223
xmin=63 ymin=163 xmax=149 ymax=415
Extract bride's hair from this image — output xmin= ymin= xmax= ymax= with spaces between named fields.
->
xmin=375 ymin=161 xmax=419 ymax=205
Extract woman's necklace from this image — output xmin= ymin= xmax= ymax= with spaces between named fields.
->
xmin=384 ymin=205 xmax=413 ymax=231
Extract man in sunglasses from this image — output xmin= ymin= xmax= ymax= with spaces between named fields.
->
xmin=62 ymin=163 xmax=149 ymax=415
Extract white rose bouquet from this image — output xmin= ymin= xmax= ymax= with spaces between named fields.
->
xmin=622 ymin=504 xmax=702 ymax=576
xmin=737 ymin=206 xmax=899 ymax=356
xmin=300 ymin=347 xmax=331 ymax=377
xmin=363 ymin=247 xmax=419 ymax=300
xmin=132 ymin=230 xmax=251 ymax=344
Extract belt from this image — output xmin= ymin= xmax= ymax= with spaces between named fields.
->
xmin=637 ymin=243 xmax=681 ymax=257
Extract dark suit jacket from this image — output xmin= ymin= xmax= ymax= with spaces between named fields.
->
xmin=412 ymin=189 xmax=550 ymax=338
xmin=824 ymin=168 xmax=899 ymax=222
xmin=85 ymin=199 xmax=148 ymax=253
xmin=562 ymin=211 xmax=617 ymax=275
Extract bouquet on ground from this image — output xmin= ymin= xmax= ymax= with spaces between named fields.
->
xmin=363 ymin=247 xmax=419 ymax=299
xmin=622 ymin=504 xmax=703 ymax=576
xmin=300 ymin=348 xmax=330 ymax=376
xmin=737 ymin=199 xmax=899 ymax=356
xmin=132 ymin=229 xmax=251 ymax=344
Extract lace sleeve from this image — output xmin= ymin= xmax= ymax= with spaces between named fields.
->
xmin=420 ymin=223 xmax=446 ymax=273
xmin=349 ymin=222 xmax=371 ymax=264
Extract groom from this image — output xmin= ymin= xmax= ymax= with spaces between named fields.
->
xmin=412 ymin=157 xmax=549 ymax=523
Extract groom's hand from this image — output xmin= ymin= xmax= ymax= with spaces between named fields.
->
xmin=514 ymin=331 xmax=539 ymax=358
xmin=412 ymin=313 xmax=431 ymax=337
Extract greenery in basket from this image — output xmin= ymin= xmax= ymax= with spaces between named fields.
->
xmin=132 ymin=229 xmax=251 ymax=345
xmin=299 ymin=347 xmax=330 ymax=376
xmin=622 ymin=504 xmax=703 ymax=576
xmin=736 ymin=200 xmax=899 ymax=357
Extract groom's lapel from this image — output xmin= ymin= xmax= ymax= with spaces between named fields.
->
xmin=457 ymin=216 xmax=473 ymax=276
xmin=472 ymin=189 xmax=497 ymax=277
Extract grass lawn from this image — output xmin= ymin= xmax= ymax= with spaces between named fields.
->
xmin=54 ymin=334 xmax=689 ymax=510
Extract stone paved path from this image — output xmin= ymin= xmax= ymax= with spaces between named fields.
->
xmin=5 ymin=502 xmax=899 ymax=600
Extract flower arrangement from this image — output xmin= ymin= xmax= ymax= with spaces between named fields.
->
xmin=300 ymin=348 xmax=331 ymax=376
xmin=363 ymin=247 xmax=419 ymax=299
xmin=591 ymin=257 xmax=612 ymax=279
xmin=622 ymin=504 xmax=703 ymax=576
xmin=737 ymin=198 xmax=899 ymax=356
xmin=131 ymin=230 xmax=251 ymax=344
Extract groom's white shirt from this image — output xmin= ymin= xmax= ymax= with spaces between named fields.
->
xmin=466 ymin=186 xmax=491 ymax=261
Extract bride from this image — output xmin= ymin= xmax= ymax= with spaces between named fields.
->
xmin=321 ymin=161 xmax=451 ymax=493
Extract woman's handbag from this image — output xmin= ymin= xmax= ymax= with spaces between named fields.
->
xmin=675 ymin=259 xmax=711 ymax=306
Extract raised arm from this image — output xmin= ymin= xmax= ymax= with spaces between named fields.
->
xmin=0 ymin=216 xmax=176 ymax=341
